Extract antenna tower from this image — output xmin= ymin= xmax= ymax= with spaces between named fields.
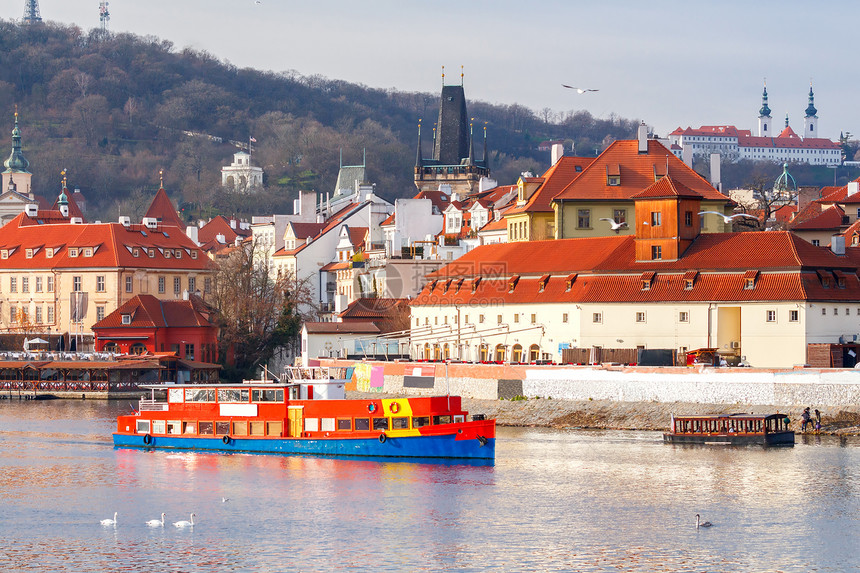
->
xmin=22 ymin=0 xmax=42 ymax=24
xmin=99 ymin=2 xmax=110 ymax=35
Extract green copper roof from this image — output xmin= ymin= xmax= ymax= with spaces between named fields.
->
xmin=774 ymin=163 xmax=797 ymax=194
xmin=3 ymin=113 xmax=30 ymax=174
xmin=759 ymin=85 xmax=771 ymax=117
xmin=805 ymin=86 xmax=817 ymax=117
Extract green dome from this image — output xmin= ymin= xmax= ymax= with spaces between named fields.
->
xmin=774 ymin=163 xmax=797 ymax=194
xmin=805 ymin=86 xmax=817 ymax=117
xmin=3 ymin=113 xmax=30 ymax=173
xmin=759 ymin=86 xmax=771 ymax=117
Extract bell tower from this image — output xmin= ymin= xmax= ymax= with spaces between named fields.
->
xmin=757 ymin=81 xmax=772 ymax=137
xmin=804 ymin=83 xmax=818 ymax=139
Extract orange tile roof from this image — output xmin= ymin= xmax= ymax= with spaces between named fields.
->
xmin=631 ymin=176 xmax=703 ymax=200
xmin=552 ymin=140 xmax=729 ymax=202
xmin=197 ymin=216 xmax=252 ymax=245
xmin=144 ymin=188 xmax=185 ymax=228
xmin=788 ymin=205 xmax=845 ymax=231
xmin=506 ymin=158 xmax=594 ymax=216
xmin=0 ymin=213 xmax=208 ymax=270
xmin=92 ymin=294 xmax=213 ymax=329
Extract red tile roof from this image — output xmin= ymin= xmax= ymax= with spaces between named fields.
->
xmin=92 ymin=294 xmax=213 ymax=329
xmin=788 ymin=205 xmax=845 ymax=231
xmin=552 ymin=140 xmax=729 ymax=202
xmin=304 ymin=321 xmax=380 ymax=334
xmin=144 ymin=188 xmax=185 ymax=229
xmin=506 ymin=157 xmax=594 ymax=216
xmin=631 ymin=176 xmax=703 ymax=200
xmin=197 ymin=215 xmax=252 ymax=246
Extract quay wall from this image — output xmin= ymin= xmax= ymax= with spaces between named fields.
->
xmin=317 ymin=360 xmax=860 ymax=407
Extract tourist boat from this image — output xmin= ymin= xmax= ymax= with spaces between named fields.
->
xmin=113 ymin=367 xmax=495 ymax=461
xmin=663 ymin=413 xmax=795 ymax=446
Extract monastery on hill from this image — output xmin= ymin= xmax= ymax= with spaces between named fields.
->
xmin=668 ymin=85 xmax=841 ymax=166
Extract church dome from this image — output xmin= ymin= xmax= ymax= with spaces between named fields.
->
xmin=3 ymin=114 xmax=30 ymax=173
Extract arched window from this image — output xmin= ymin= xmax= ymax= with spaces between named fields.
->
xmin=512 ymin=344 xmax=523 ymax=363
xmin=443 ymin=343 xmax=450 ymax=360
xmin=423 ymin=343 xmax=431 ymax=360
xmin=495 ymin=344 xmax=506 ymax=362
xmin=433 ymin=344 xmax=441 ymax=361
xmin=529 ymin=344 xmax=541 ymax=362
xmin=103 ymin=342 xmax=119 ymax=354
xmin=129 ymin=343 xmax=147 ymax=355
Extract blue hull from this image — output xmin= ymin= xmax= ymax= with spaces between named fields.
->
xmin=113 ymin=433 xmax=495 ymax=462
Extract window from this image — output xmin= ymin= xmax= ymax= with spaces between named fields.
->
xmin=96 ymin=306 xmax=105 ymax=322
xmin=83 ymin=248 xmax=93 ymax=257
xmin=73 ymin=276 xmax=82 ymax=292
xmin=35 ymin=306 xmax=42 ymax=324
xmin=185 ymin=344 xmax=195 ymax=360
xmin=479 ymin=314 xmax=485 ymax=323
xmin=158 ymin=276 xmax=165 ymax=294
xmin=562 ymin=313 xmax=568 ymax=323
xmin=68 ymin=248 xmax=78 ymax=258
xmin=636 ymin=312 xmax=646 ymax=323
xmin=613 ymin=209 xmax=627 ymax=225
xmin=513 ymin=314 xmax=519 ymax=323
xmin=497 ymin=314 xmax=503 ymax=325
xmin=204 ymin=278 xmax=211 ymax=293
xmin=812 ymin=239 xmax=820 ymax=247
xmin=744 ymin=278 xmax=755 ymax=290
xmin=121 ymin=314 xmax=131 ymax=325
xmin=188 ymin=277 xmax=196 ymax=293
xmin=577 ymin=209 xmax=591 ymax=229
xmin=684 ymin=279 xmax=693 ymax=290
xmin=651 ymin=245 xmax=662 ymax=260
xmin=35 ymin=277 xmax=42 ymax=292
xmin=46 ymin=248 xmax=54 ymax=258
xmin=96 ymin=276 xmax=105 ymax=292
xmin=593 ymin=312 xmax=602 ymax=323
xmin=25 ymin=248 xmax=33 ymax=259
xmin=679 ymin=311 xmax=689 ymax=322
xmin=47 ymin=307 xmax=54 ymax=323
xmin=789 ymin=310 xmax=799 ymax=322
xmin=821 ymin=308 xmax=827 ymax=316
xmin=607 ymin=175 xmax=620 ymax=186
xmin=125 ymin=276 xmax=133 ymax=293
xmin=685 ymin=211 xmax=693 ymax=226
xmin=464 ymin=315 xmax=470 ymax=324
xmin=21 ymin=277 xmax=28 ymax=293
xmin=47 ymin=276 xmax=53 ymax=292
xmin=650 ymin=212 xmax=662 ymax=226
xmin=10 ymin=307 xmax=16 ymax=323
xmin=530 ymin=314 xmax=537 ymax=324
xmin=766 ymin=310 xmax=776 ymax=322
xmin=9 ymin=277 xmax=16 ymax=293
xmin=174 ymin=277 xmax=181 ymax=295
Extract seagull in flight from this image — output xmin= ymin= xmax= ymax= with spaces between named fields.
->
xmin=562 ymin=85 xmax=599 ymax=94
xmin=698 ymin=211 xmax=759 ymax=224
xmin=599 ymin=218 xmax=628 ymax=233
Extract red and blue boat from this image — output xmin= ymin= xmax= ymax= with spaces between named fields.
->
xmin=113 ymin=367 xmax=495 ymax=461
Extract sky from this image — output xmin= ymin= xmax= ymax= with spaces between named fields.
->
xmin=4 ymin=0 xmax=860 ymax=140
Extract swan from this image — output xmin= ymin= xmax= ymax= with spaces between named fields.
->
xmin=696 ymin=514 xmax=712 ymax=528
xmin=146 ymin=513 xmax=165 ymax=527
xmin=221 ymin=497 xmax=230 ymax=503
xmin=173 ymin=513 xmax=195 ymax=528
xmin=100 ymin=512 xmax=118 ymax=526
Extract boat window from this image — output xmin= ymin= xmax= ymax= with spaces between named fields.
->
xmin=166 ymin=421 xmax=182 ymax=435
xmin=453 ymin=415 xmax=465 ymax=423
xmin=433 ymin=415 xmax=452 ymax=425
xmin=412 ymin=416 xmax=430 ymax=428
xmin=250 ymin=421 xmax=266 ymax=436
xmin=337 ymin=418 xmax=352 ymax=431
xmin=372 ymin=418 xmax=389 ymax=431
xmin=216 ymin=421 xmax=230 ymax=435
xmin=354 ymin=418 xmax=370 ymax=431
xmin=168 ymin=388 xmax=183 ymax=403
xmin=199 ymin=421 xmax=214 ymax=435
xmin=152 ymin=420 xmax=166 ymax=434
xmin=232 ymin=421 xmax=248 ymax=436
xmin=185 ymin=388 xmax=216 ymax=402
xmin=218 ymin=389 xmax=249 ymax=403
xmin=252 ymin=389 xmax=284 ymax=402
xmin=267 ymin=421 xmax=283 ymax=436
xmin=321 ymin=418 xmax=335 ymax=432
xmin=304 ymin=418 xmax=319 ymax=432
xmin=136 ymin=420 xmax=150 ymax=434
xmin=183 ymin=422 xmax=196 ymax=434
xmin=392 ymin=417 xmax=409 ymax=429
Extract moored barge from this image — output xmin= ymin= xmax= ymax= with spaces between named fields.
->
xmin=663 ymin=413 xmax=794 ymax=446
xmin=113 ymin=367 xmax=495 ymax=461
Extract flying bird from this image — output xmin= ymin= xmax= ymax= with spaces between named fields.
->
xmin=599 ymin=218 xmax=628 ymax=233
xmin=696 ymin=514 xmax=713 ymax=528
xmin=698 ymin=211 xmax=759 ymax=224
xmin=562 ymin=85 xmax=599 ymax=94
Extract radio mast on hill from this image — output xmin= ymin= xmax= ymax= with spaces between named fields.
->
xmin=99 ymin=2 xmax=110 ymax=35
xmin=22 ymin=0 xmax=42 ymax=24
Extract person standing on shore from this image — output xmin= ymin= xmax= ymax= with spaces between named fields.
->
xmin=814 ymin=409 xmax=822 ymax=433
xmin=801 ymin=407 xmax=812 ymax=432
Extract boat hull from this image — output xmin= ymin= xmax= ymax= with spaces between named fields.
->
xmin=662 ymin=431 xmax=794 ymax=446
xmin=113 ymin=432 xmax=495 ymax=461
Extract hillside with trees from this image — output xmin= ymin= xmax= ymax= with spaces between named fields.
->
xmin=0 ymin=19 xmax=640 ymax=222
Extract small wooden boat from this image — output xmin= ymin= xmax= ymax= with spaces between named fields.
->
xmin=663 ymin=413 xmax=794 ymax=446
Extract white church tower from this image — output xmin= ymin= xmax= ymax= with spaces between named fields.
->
xmin=757 ymin=82 xmax=772 ymax=137
xmin=803 ymin=84 xmax=818 ymax=139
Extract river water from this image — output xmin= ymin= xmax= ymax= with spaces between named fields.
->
xmin=0 ymin=399 xmax=857 ymax=572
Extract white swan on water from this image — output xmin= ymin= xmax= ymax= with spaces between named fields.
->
xmin=696 ymin=514 xmax=712 ymax=528
xmin=146 ymin=513 xmax=165 ymax=527
xmin=100 ymin=512 xmax=117 ymax=526
xmin=173 ymin=513 xmax=195 ymax=528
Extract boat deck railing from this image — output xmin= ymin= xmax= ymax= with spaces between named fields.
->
xmin=138 ymin=398 xmax=168 ymax=411
xmin=281 ymin=366 xmax=349 ymax=382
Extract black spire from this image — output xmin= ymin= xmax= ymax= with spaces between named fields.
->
xmin=433 ymin=85 xmax=469 ymax=165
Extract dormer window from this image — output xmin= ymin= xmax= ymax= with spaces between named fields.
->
xmin=45 ymin=248 xmax=53 ymax=258
xmin=565 ymin=273 xmax=578 ymax=292
xmin=683 ymin=270 xmax=698 ymax=290
xmin=164 ymin=250 xmax=171 ymax=259
xmin=83 ymin=248 xmax=93 ymax=257
xmin=538 ymin=274 xmax=550 ymax=293
xmin=606 ymin=164 xmax=621 ymax=186
xmin=25 ymin=249 xmax=33 ymax=259
xmin=132 ymin=248 xmax=140 ymax=258
xmin=0 ymin=250 xmax=7 ymax=260
xmin=684 ymin=279 xmax=693 ymax=290
xmin=191 ymin=251 xmax=198 ymax=259
xmin=508 ymin=275 xmax=520 ymax=293
xmin=121 ymin=314 xmax=131 ymax=325
xmin=175 ymin=250 xmax=182 ymax=259
xmin=641 ymin=271 xmax=656 ymax=290
xmin=68 ymin=248 xmax=78 ymax=258
xmin=744 ymin=270 xmax=760 ymax=290
xmin=471 ymin=277 xmax=482 ymax=294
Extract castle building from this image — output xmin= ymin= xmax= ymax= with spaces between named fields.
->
xmin=414 ymin=74 xmax=490 ymax=200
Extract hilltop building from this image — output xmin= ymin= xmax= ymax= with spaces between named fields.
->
xmin=221 ymin=150 xmax=263 ymax=192
xmin=668 ymin=85 xmax=841 ymax=166
xmin=414 ymin=76 xmax=490 ymax=200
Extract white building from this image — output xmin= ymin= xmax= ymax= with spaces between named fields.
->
xmin=221 ymin=150 xmax=264 ymax=192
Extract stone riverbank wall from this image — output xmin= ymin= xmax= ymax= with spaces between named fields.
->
xmin=316 ymin=360 xmax=860 ymax=407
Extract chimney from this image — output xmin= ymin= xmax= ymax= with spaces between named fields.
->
xmin=682 ymin=144 xmax=693 ymax=168
xmin=215 ymin=233 xmax=226 ymax=244
xmin=551 ymin=143 xmax=565 ymax=165
xmin=832 ymin=234 xmax=846 ymax=256
xmin=638 ymin=121 xmax=648 ymax=153
xmin=848 ymin=181 xmax=859 ymax=198
xmin=230 ymin=219 xmax=237 ymax=230
xmin=24 ymin=204 xmax=38 ymax=217
xmin=709 ymin=153 xmax=721 ymax=191
xmin=185 ymin=225 xmax=199 ymax=244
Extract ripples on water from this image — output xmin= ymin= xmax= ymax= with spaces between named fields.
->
xmin=0 ymin=400 xmax=858 ymax=572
